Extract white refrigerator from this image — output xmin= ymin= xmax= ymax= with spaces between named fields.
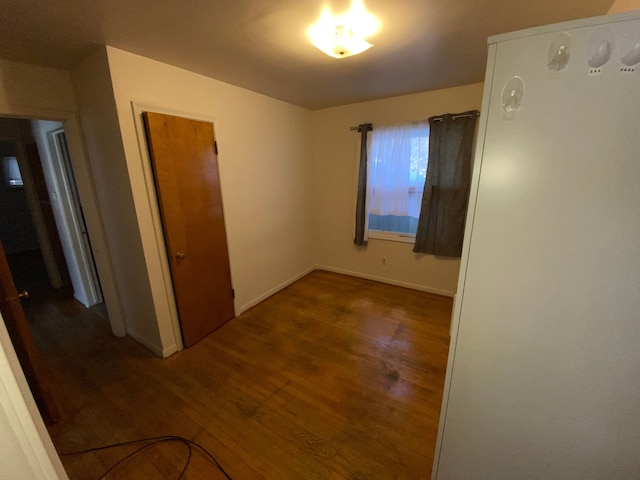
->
xmin=434 ymin=11 xmax=640 ymax=480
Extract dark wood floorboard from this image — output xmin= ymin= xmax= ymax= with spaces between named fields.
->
xmin=26 ymin=271 xmax=452 ymax=479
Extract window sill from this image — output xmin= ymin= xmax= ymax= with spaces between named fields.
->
xmin=368 ymin=231 xmax=416 ymax=244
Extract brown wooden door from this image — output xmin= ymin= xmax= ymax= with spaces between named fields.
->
xmin=143 ymin=112 xmax=235 ymax=347
xmin=0 ymin=239 xmax=59 ymax=424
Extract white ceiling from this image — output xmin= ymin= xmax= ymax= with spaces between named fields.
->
xmin=0 ymin=0 xmax=614 ymax=109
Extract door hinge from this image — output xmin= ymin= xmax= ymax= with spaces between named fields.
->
xmin=232 ymin=289 xmax=235 ymax=299
xmin=214 ymin=141 xmax=218 ymax=155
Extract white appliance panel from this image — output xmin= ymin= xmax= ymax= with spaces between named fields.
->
xmin=436 ymin=14 xmax=640 ymax=480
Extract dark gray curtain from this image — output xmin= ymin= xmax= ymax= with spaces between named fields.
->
xmin=413 ymin=111 xmax=478 ymax=256
xmin=354 ymin=123 xmax=372 ymax=246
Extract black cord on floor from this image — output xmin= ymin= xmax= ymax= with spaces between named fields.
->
xmin=58 ymin=435 xmax=233 ymax=480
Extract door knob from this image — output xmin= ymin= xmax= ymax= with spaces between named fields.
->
xmin=18 ymin=290 xmax=29 ymax=300
xmin=175 ymin=252 xmax=186 ymax=260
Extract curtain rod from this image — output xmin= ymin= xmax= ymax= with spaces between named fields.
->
xmin=349 ymin=111 xmax=479 ymax=130
xmin=432 ymin=112 xmax=480 ymax=123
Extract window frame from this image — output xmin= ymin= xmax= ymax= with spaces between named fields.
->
xmin=367 ymin=230 xmax=416 ymax=243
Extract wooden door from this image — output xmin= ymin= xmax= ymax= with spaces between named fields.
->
xmin=0 ymin=239 xmax=59 ymax=424
xmin=143 ymin=112 xmax=235 ymax=347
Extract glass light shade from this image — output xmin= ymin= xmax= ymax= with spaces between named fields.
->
xmin=309 ymin=25 xmax=373 ymax=58
xmin=308 ymin=0 xmax=378 ymax=59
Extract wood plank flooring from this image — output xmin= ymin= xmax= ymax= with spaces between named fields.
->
xmin=28 ymin=271 xmax=452 ymax=479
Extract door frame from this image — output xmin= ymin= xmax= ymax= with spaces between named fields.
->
xmin=130 ymin=102 xmax=235 ymax=352
xmin=46 ymin=127 xmax=103 ymax=306
xmin=0 ymin=106 xmax=126 ymax=338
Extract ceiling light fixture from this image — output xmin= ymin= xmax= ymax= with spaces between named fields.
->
xmin=307 ymin=0 xmax=379 ymax=59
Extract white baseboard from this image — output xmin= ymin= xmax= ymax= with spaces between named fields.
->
xmin=161 ymin=343 xmax=179 ymax=358
xmin=237 ymin=265 xmax=316 ymax=315
xmin=315 ymin=265 xmax=455 ymax=298
xmin=132 ymin=265 xmax=451 ymax=358
xmin=127 ymin=329 xmax=175 ymax=358
xmin=73 ymin=292 xmax=89 ymax=309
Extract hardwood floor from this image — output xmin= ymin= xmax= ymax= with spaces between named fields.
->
xmin=28 ymin=271 xmax=452 ymax=479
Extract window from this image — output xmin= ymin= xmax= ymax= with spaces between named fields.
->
xmin=2 ymin=156 xmax=23 ymax=187
xmin=366 ymin=121 xmax=429 ymax=240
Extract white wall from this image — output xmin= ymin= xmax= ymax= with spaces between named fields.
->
xmin=0 ymin=59 xmax=76 ymax=114
xmin=71 ymin=49 xmax=160 ymax=351
xmin=104 ymin=47 xmax=316 ymax=353
xmin=311 ymin=84 xmax=484 ymax=296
